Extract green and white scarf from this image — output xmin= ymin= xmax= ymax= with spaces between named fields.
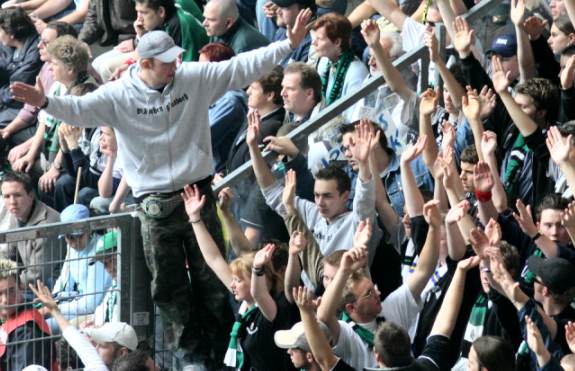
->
xmin=321 ymin=49 xmax=354 ymax=106
xmin=341 ymin=311 xmax=379 ymax=348
xmin=224 ymin=304 xmax=258 ymax=369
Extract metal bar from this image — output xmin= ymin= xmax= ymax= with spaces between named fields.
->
xmin=212 ymin=0 xmax=499 ymax=193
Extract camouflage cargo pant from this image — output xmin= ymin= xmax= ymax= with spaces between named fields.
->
xmin=138 ymin=186 xmax=233 ymax=369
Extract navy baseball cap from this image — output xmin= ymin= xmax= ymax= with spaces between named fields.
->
xmin=486 ymin=34 xmax=517 ymax=58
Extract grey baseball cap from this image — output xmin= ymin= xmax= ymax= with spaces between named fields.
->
xmin=137 ymin=31 xmax=185 ymax=63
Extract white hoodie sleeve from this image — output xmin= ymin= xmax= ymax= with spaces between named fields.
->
xmin=62 ymin=326 xmax=109 ymax=371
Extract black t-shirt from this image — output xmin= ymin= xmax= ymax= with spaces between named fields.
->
xmin=239 ymin=293 xmax=299 ymax=371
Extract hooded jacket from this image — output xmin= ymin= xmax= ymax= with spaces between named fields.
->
xmin=44 ymin=40 xmax=292 ymax=197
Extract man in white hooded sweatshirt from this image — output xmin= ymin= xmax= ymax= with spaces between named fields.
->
xmin=11 ymin=9 xmax=311 ymax=370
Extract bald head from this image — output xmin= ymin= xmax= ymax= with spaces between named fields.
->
xmin=202 ymin=0 xmax=239 ymax=36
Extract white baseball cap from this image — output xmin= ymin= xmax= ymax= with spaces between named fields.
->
xmin=85 ymin=322 xmax=138 ymax=351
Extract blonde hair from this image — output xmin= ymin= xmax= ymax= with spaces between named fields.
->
xmin=47 ymin=35 xmax=90 ymax=73
xmin=0 ymin=259 xmax=19 ymax=280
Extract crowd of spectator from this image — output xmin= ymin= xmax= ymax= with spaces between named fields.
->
xmin=1 ymin=0 xmax=575 ymax=370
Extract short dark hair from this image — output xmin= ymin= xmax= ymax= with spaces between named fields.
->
xmin=535 ymin=193 xmax=569 ymax=222
xmin=373 ymin=322 xmax=414 ymax=367
xmin=1 ymin=172 xmax=33 ymax=194
xmin=112 ymin=350 xmax=151 ymax=371
xmin=460 ymin=144 xmax=479 ymax=164
xmin=46 ymin=21 xmax=78 ymax=38
xmin=198 ymin=42 xmax=235 ymax=62
xmin=554 ymin=14 xmax=575 ymax=37
xmin=516 ymin=77 xmax=560 ymax=125
xmin=315 ymin=164 xmax=351 ymax=194
xmin=134 ymin=0 xmax=176 ymax=18
xmin=257 ymin=66 xmax=284 ymax=106
xmin=312 ymin=13 xmax=352 ymax=51
xmin=341 ymin=121 xmax=393 ymax=157
xmin=0 ymin=7 xmax=36 ymax=41
xmin=284 ymin=62 xmax=322 ymax=104
xmin=499 ymin=241 xmax=520 ymax=275
xmin=448 ymin=63 xmax=467 ymax=88
xmin=472 ymin=336 xmax=515 ymax=371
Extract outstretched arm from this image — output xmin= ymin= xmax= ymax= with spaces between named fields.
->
xmin=400 ymin=136 xmax=428 ymax=218
xmin=418 ymin=89 xmax=440 ymax=168
xmin=408 ymin=200 xmax=441 ymax=299
xmin=251 ymin=244 xmax=279 ymax=321
xmin=365 ymin=0 xmax=407 ymax=29
xmin=285 ymin=231 xmax=305 ymax=303
xmin=430 ymin=256 xmax=480 ymax=337
xmin=361 ymin=19 xmax=413 ymax=101
xmin=218 ymin=187 xmax=255 ymax=255
xmin=247 ymin=110 xmax=277 ymax=189
xmin=182 ymin=185 xmax=233 ymax=292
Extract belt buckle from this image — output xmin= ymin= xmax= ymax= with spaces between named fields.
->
xmin=142 ymin=197 xmax=163 ymax=218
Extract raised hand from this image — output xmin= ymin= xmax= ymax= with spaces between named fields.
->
xmin=419 ymin=88 xmax=438 ymax=116
xmin=561 ymin=55 xmax=575 ymax=90
xmin=441 ymin=121 xmax=456 ymax=149
xmin=353 ymin=218 xmax=372 ymax=249
xmin=360 ymin=19 xmax=381 ymax=49
xmin=352 ymin=119 xmax=373 ymax=164
xmin=563 ymin=201 xmax=575 ymax=229
xmin=478 ymin=86 xmax=497 ymax=120
xmin=29 ymin=280 xmax=58 ymax=312
xmin=218 ymin=187 xmax=234 ymax=215
xmin=282 ymin=169 xmax=297 ymax=214
xmin=341 ymin=245 xmax=368 ymax=273
xmin=287 ymin=8 xmax=312 ymax=49
xmin=181 ymin=184 xmax=205 ymax=222
xmin=522 ymin=15 xmax=548 ymax=41
xmin=485 ymin=218 xmax=502 ymax=246
xmin=513 ymin=199 xmax=538 ymax=238
xmin=289 ymin=231 xmax=307 ymax=255
xmin=474 ymin=161 xmax=494 ymax=193
xmin=423 ymin=200 xmax=441 ymax=228
xmin=461 ymin=86 xmax=481 ymax=122
xmin=525 ymin=316 xmax=547 ymax=356
xmin=470 ymin=228 xmax=490 ymax=258
xmin=565 ymin=321 xmax=575 ymax=354
xmin=293 ymin=286 xmax=316 ymax=313
xmin=11 ymin=75 xmax=46 ymax=108
xmin=445 ymin=199 xmax=470 ymax=225
xmin=491 ymin=56 xmax=512 ymax=93
xmin=246 ymin=109 xmax=261 ymax=148
xmin=510 ymin=0 xmax=526 ymax=27
xmin=401 ymin=135 xmax=428 ymax=164
xmin=546 ymin=125 xmax=572 ymax=165
xmin=441 ymin=146 xmax=459 ymax=190
xmin=253 ymin=243 xmax=276 ymax=269
xmin=453 ymin=16 xmax=475 ymax=58
xmin=424 ymin=29 xmax=439 ymax=63
xmin=481 ymin=131 xmax=498 ymax=159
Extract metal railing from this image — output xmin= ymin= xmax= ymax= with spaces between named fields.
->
xmin=0 ymin=212 xmax=153 ymax=369
xmin=213 ymin=0 xmax=500 ymax=193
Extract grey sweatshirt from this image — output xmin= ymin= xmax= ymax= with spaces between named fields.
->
xmin=44 ymin=40 xmax=292 ymax=197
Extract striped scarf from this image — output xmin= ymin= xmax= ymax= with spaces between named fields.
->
xmin=224 ymin=304 xmax=258 ymax=369
xmin=502 ymin=135 xmax=529 ymax=198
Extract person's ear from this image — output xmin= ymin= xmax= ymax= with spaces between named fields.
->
xmin=140 ymin=58 xmax=152 ymax=69
xmin=158 ymin=6 xmax=166 ymax=19
xmin=119 ymin=347 xmax=130 ymax=356
xmin=305 ymin=351 xmax=314 ymax=363
xmin=341 ymin=190 xmax=350 ymax=201
xmin=344 ymin=302 xmax=356 ymax=315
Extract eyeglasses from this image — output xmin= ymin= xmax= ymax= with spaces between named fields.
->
xmin=356 ymin=285 xmax=379 ymax=301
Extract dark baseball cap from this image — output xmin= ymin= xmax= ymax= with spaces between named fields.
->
xmin=486 ymin=34 xmax=517 ymax=58
xmin=527 ymin=256 xmax=575 ymax=294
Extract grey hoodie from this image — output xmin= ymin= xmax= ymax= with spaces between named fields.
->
xmin=44 ymin=40 xmax=292 ymax=197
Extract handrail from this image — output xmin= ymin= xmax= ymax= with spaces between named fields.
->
xmin=213 ymin=0 xmax=500 ymax=193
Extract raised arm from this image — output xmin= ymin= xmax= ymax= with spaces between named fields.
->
xmin=445 ymin=200 xmax=471 ymax=261
xmin=365 ymin=0 xmax=407 ymax=29
xmin=348 ymin=1 xmax=376 ymax=28
xmin=474 ymin=161 xmax=499 ymax=225
xmin=461 ymin=87 xmax=485 ymax=162
xmin=425 ymin=29 xmax=466 ymax=111
xmin=361 ymin=19 xmax=413 ymax=101
xmin=218 ymin=187 xmax=255 ymax=256
xmin=418 ymin=89 xmax=440 ymax=168
xmin=480 ymin=131 xmax=508 ymax=212
xmin=182 ymin=184 xmax=233 ymax=292
xmin=512 ymin=199 xmax=560 ymax=258
xmin=408 ymin=200 xmax=441 ymax=299
xmin=547 ymin=126 xmax=575 ymax=193
xmin=430 ymin=256 xmax=480 ymax=337
xmin=285 ymin=231 xmax=306 ymax=303
xmin=317 ymin=220 xmax=371 ymax=341
xmin=294 ymin=286 xmax=339 ymax=371
xmin=562 ymin=201 xmax=575 ymax=247
xmin=400 ymin=135 xmax=428 ymax=218
xmin=492 ymin=55 xmax=538 ymax=137
xmin=251 ymin=244 xmax=279 ymax=321
xmin=247 ymin=109 xmax=276 ymax=189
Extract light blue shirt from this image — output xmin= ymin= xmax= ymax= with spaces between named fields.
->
xmin=53 ymin=235 xmax=112 ymax=317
